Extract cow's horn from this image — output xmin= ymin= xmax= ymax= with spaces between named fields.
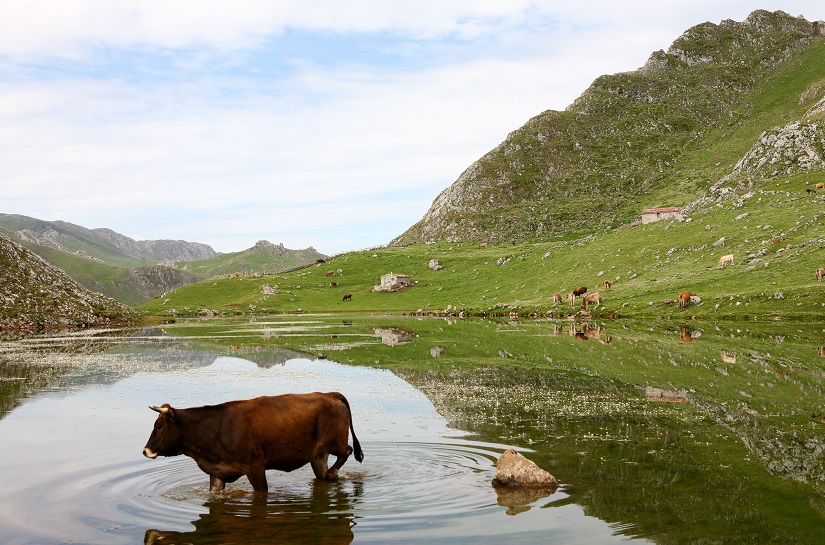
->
xmin=149 ymin=405 xmax=169 ymax=413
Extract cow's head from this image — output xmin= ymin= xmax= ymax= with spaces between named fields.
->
xmin=142 ymin=404 xmax=184 ymax=459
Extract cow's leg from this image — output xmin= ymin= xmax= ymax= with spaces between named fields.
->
xmin=246 ymin=468 xmax=268 ymax=493
xmin=310 ymin=455 xmax=329 ymax=480
xmin=209 ymin=475 xmax=226 ymax=493
xmin=325 ymin=446 xmax=353 ymax=480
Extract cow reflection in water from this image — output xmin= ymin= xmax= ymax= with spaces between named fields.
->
xmin=564 ymin=322 xmax=611 ymax=344
xmin=144 ymin=480 xmax=360 ymax=545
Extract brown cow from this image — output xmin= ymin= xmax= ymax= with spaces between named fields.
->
xmin=678 ymin=290 xmax=696 ymax=309
xmin=817 ymin=268 xmax=825 ymax=282
xmin=326 ymin=271 xmax=335 ymax=277
xmin=816 ymin=183 xmax=825 ymax=189
xmin=573 ymin=286 xmax=588 ymax=297
xmin=601 ymin=279 xmax=612 ymax=291
xmin=567 ymin=292 xmax=576 ymax=308
xmin=720 ymin=351 xmax=737 ymax=364
xmin=143 ymin=392 xmax=363 ymax=493
xmin=580 ymin=291 xmax=603 ymax=310
xmin=553 ymin=292 xmax=562 ymax=304
xmin=342 ymin=293 xmax=352 ymax=301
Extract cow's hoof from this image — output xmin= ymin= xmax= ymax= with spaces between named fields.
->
xmin=325 ymin=469 xmax=340 ymax=480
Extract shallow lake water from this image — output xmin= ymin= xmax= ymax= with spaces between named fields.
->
xmin=1 ymin=316 xmax=823 ymax=544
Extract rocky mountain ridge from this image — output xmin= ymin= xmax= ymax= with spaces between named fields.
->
xmin=393 ymin=10 xmax=825 ymax=245
xmin=0 ymin=214 xmax=217 ymax=265
xmin=0 ymin=232 xmax=137 ymax=330
xmin=686 ymin=93 xmax=825 ymax=213
xmin=1 ymin=214 xmax=327 ymax=306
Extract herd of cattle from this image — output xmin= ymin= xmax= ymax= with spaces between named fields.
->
xmin=554 ymin=265 xmax=825 ymax=312
xmin=552 ymin=285 xmax=605 ymax=311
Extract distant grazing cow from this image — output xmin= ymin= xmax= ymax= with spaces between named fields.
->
xmin=553 ymin=292 xmax=562 ymax=304
xmin=567 ymin=292 xmax=576 ymax=308
xmin=479 ymin=242 xmax=488 ymax=249
xmin=678 ymin=290 xmax=696 ymax=309
xmin=580 ymin=291 xmax=603 ymax=310
xmin=816 ymin=183 xmax=825 ymax=189
xmin=142 ymin=392 xmax=363 ymax=492
xmin=602 ymin=279 xmax=612 ymax=291
xmin=342 ymin=293 xmax=352 ymax=301
xmin=817 ymin=268 xmax=825 ymax=282
xmin=717 ymin=254 xmax=734 ymax=268
xmin=326 ymin=271 xmax=335 ymax=277
xmin=679 ymin=326 xmax=694 ymax=343
xmin=720 ymin=351 xmax=737 ymax=364
xmin=806 ymin=188 xmax=817 ymax=194
xmin=572 ymin=286 xmax=588 ymax=297
xmin=330 ymin=281 xmax=338 ymax=287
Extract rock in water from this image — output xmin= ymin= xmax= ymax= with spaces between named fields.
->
xmin=492 ymin=448 xmax=558 ymax=487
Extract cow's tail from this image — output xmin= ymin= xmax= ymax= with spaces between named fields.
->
xmin=337 ymin=393 xmax=364 ymax=463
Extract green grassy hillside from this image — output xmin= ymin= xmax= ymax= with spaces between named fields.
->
xmin=13 ymin=241 xmax=206 ymax=306
xmin=177 ymin=240 xmax=326 ymax=277
xmin=138 ymin=169 xmax=825 ymax=320
xmin=2 ymin=226 xmax=325 ymax=305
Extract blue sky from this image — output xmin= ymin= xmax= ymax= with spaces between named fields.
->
xmin=2 ymin=1 xmax=824 ymax=255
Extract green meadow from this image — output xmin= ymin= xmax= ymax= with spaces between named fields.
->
xmin=138 ymin=172 xmax=825 ymax=321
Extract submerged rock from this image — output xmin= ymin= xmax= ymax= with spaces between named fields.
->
xmin=492 ymin=448 xmax=558 ymax=488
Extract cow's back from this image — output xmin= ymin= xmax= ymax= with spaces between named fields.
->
xmin=223 ymin=393 xmax=352 ymax=472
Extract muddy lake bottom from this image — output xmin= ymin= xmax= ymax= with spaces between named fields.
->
xmin=1 ymin=315 xmax=823 ymax=544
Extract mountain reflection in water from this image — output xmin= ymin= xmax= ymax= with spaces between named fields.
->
xmin=0 ymin=317 xmax=823 ymax=544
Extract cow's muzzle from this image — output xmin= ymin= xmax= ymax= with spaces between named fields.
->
xmin=143 ymin=447 xmax=158 ymax=459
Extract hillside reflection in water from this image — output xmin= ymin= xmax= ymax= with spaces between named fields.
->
xmin=0 ymin=317 xmax=823 ymax=544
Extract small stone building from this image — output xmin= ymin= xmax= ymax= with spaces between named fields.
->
xmin=641 ymin=206 xmax=683 ymax=224
xmin=374 ymin=328 xmax=413 ymax=346
xmin=374 ymin=272 xmax=412 ymax=292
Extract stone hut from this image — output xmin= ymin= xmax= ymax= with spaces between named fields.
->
xmin=641 ymin=206 xmax=683 ymax=224
xmin=374 ymin=328 xmax=413 ymax=346
xmin=374 ymin=272 xmax=412 ymax=292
